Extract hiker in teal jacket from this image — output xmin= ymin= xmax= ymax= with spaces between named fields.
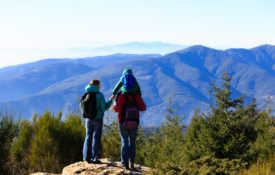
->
xmin=112 ymin=68 xmax=141 ymax=97
xmin=82 ymin=79 xmax=114 ymax=164
xmin=84 ymin=84 xmax=113 ymax=119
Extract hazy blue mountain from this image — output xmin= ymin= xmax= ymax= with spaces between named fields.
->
xmin=0 ymin=54 xmax=160 ymax=78
xmin=68 ymin=41 xmax=186 ymax=55
xmin=69 ymin=54 xmax=161 ymax=69
xmin=0 ymin=63 xmax=93 ymax=101
xmin=0 ymin=59 xmax=68 ymax=78
xmin=0 ymin=44 xmax=274 ymax=126
xmin=0 ymin=54 xmax=160 ymax=101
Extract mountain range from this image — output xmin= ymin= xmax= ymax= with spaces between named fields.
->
xmin=67 ymin=41 xmax=187 ymax=56
xmin=0 ymin=44 xmax=274 ymax=126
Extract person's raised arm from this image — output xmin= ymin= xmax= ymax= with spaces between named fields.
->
xmin=112 ymin=78 xmax=123 ymax=95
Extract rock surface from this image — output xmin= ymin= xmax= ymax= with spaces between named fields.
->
xmin=63 ymin=158 xmax=150 ymax=175
xmin=31 ymin=173 xmax=60 ymax=175
xmin=31 ymin=158 xmax=151 ymax=175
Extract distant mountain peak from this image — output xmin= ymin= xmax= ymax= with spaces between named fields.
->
xmin=171 ymin=45 xmax=217 ymax=55
xmin=85 ymin=41 xmax=187 ymax=55
xmin=118 ymin=41 xmax=184 ymax=46
xmin=251 ymin=44 xmax=275 ymax=51
xmin=186 ymin=45 xmax=214 ymax=50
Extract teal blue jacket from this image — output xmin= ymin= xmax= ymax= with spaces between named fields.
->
xmin=81 ymin=84 xmax=112 ymax=119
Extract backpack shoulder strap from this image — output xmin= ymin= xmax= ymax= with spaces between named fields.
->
xmin=124 ymin=94 xmax=129 ymax=102
xmin=131 ymin=94 xmax=136 ymax=99
xmin=131 ymin=94 xmax=138 ymax=105
xmin=87 ymin=91 xmax=100 ymax=96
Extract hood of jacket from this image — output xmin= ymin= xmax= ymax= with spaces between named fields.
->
xmin=85 ymin=84 xmax=99 ymax=93
xmin=122 ymin=68 xmax=133 ymax=75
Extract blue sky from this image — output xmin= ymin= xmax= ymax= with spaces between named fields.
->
xmin=0 ymin=0 xmax=274 ymax=68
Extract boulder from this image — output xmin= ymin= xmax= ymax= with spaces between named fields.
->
xmin=31 ymin=158 xmax=150 ymax=175
xmin=31 ymin=173 xmax=60 ymax=175
xmin=62 ymin=158 xmax=150 ymax=175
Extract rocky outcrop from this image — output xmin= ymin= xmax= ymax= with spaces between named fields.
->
xmin=31 ymin=158 xmax=151 ymax=175
xmin=31 ymin=173 xmax=60 ymax=175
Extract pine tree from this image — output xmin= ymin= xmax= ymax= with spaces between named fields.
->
xmin=184 ymin=72 xmax=257 ymax=161
xmin=142 ymin=97 xmax=185 ymax=169
xmin=159 ymin=98 xmax=185 ymax=163
xmin=183 ymin=109 xmax=207 ymax=161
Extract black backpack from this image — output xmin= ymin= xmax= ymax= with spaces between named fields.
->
xmin=122 ymin=94 xmax=139 ymax=129
xmin=80 ymin=92 xmax=99 ymax=119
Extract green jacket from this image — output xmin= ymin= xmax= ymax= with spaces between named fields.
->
xmin=83 ymin=84 xmax=112 ymax=119
xmin=112 ymin=69 xmax=141 ymax=95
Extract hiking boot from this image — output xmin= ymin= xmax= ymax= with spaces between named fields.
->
xmin=84 ymin=159 xmax=92 ymax=164
xmin=122 ymin=164 xmax=129 ymax=170
xmin=131 ymin=163 xmax=135 ymax=169
xmin=92 ymin=160 xmax=102 ymax=164
xmin=131 ymin=163 xmax=137 ymax=171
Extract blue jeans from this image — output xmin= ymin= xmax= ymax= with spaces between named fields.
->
xmin=83 ymin=118 xmax=103 ymax=162
xmin=119 ymin=124 xmax=138 ymax=166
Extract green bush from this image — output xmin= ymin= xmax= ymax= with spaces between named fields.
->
xmin=152 ymin=156 xmax=246 ymax=175
xmin=29 ymin=111 xmax=64 ymax=172
xmin=62 ymin=114 xmax=85 ymax=163
xmin=10 ymin=119 xmax=33 ymax=174
xmin=0 ymin=109 xmax=20 ymax=175
xmin=10 ymin=111 xmax=85 ymax=174
xmin=30 ymin=111 xmax=85 ymax=173
xmin=249 ymin=108 xmax=275 ymax=161
xmin=101 ymin=120 xmax=121 ymax=161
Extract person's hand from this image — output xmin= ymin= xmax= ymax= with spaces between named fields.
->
xmin=111 ymin=94 xmax=115 ymax=101
xmin=110 ymin=106 xmax=115 ymax=111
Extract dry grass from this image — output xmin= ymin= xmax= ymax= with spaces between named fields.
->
xmin=239 ymin=155 xmax=275 ymax=175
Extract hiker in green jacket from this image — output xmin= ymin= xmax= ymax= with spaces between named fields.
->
xmin=82 ymin=79 xmax=114 ymax=164
xmin=111 ymin=68 xmax=141 ymax=99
